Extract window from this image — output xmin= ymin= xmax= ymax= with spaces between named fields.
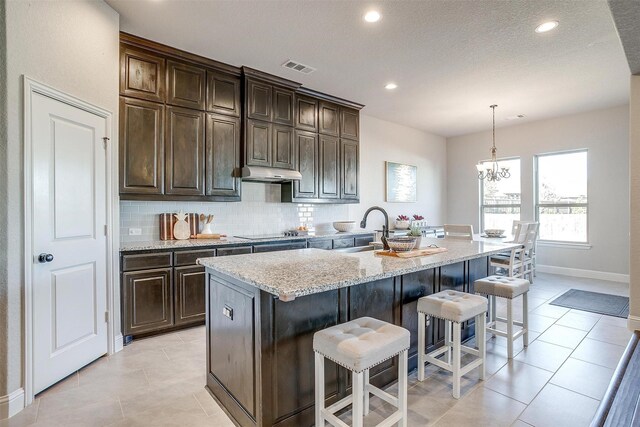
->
xmin=535 ymin=150 xmax=588 ymax=243
xmin=480 ymin=158 xmax=521 ymax=232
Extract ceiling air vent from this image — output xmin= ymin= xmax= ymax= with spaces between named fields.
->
xmin=282 ymin=59 xmax=316 ymax=75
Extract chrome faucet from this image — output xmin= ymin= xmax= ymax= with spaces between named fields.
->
xmin=360 ymin=206 xmax=390 ymax=251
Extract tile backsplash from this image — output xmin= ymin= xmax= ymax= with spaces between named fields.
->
xmin=120 ymin=182 xmax=350 ymax=242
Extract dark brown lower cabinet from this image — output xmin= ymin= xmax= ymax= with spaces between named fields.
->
xmin=122 ymin=267 xmax=174 ymax=336
xmin=174 ymin=265 xmax=206 ymax=325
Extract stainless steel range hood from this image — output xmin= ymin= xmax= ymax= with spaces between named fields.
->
xmin=241 ymin=166 xmax=302 ymax=183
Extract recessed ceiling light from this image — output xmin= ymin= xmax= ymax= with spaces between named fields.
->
xmin=384 ymin=82 xmax=397 ymax=90
xmin=535 ymin=21 xmax=559 ymax=33
xmin=364 ymin=10 xmax=382 ymax=23
xmin=505 ymin=114 xmax=526 ymax=121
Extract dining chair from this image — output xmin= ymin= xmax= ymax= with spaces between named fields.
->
xmin=443 ymin=224 xmax=474 ymax=241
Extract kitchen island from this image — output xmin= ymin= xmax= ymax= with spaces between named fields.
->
xmin=198 ymin=238 xmax=519 ymax=427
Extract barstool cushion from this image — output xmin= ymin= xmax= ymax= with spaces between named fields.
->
xmin=313 ymin=317 xmax=410 ymax=373
xmin=475 ymin=276 xmax=530 ymax=299
xmin=417 ymin=291 xmax=487 ymax=323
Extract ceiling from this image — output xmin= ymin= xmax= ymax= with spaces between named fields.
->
xmin=106 ymin=0 xmax=630 ymax=137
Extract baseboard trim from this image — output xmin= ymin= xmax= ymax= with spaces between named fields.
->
xmin=115 ymin=333 xmax=124 ymax=353
xmin=628 ymin=315 xmax=640 ymax=332
xmin=0 ymin=388 xmax=25 ymax=419
xmin=537 ymin=264 xmax=630 ymax=283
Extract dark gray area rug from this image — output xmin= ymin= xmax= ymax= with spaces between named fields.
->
xmin=550 ymin=289 xmax=629 ymax=318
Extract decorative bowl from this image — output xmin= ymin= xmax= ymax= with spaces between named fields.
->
xmin=484 ymin=229 xmax=505 ymax=237
xmin=386 ymin=236 xmax=417 ymax=252
xmin=333 ymin=221 xmax=356 ymax=232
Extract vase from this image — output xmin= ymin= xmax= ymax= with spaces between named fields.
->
xmin=395 ymin=220 xmax=410 ymax=230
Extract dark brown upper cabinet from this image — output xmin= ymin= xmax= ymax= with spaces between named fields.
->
xmin=272 ymin=87 xmax=295 ymax=126
xmin=120 ymin=97 xmax=165 ymax=195
xmin=165 ymin=106 xmax=205 ymax=196
xmin=207 ymin=71 xmax=240 ymax=117
xmin=295 ymin=95 xmax=318 ymax=132
xmin=245 ymin=119 xmax=272 ymax=167
xmin=206 ymin=113 xmax=241 ymax=199
xmin=340 ymin=107 xmax=360 ymax=140
xmin=293 ymin=130 xmax=319 ymax=199
xmin=319 ymin=102 xmax=340 ymax=136
xmin=272 ymin=125 xmax=294 ymax=170
xmin=167 ymin=60 xmax=206 ymax=110
xmin=120 ymin=46 xmax=166 ymax=103
xmin=318 ymin=134 xmax=340 ymax=199
xmin=340 ymin=139 xmax=359 ymax=200
xmin=247 ymin=79 xmax=272 ymax=122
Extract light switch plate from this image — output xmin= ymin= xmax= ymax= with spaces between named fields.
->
xmin=128 ymin=227 xmax=142 ymax=236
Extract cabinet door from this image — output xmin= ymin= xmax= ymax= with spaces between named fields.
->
xmin=120 ymin=45 xmax=166 ymax=102
xmin=319 ymin=102 xmax=339 ymax=136
xmin=293 ymin=130 xmax=318 ymax=199
xmin=167 ymin=60 xmax=206 ymax=110
xmin=165 ymin=106 xmax=205 ymax=195
xmin=246 ymin=119 xmax=272 ymax=167
xmin=318 ymin=135 xmax=340 ymax=199
xmin=206 ymin=71 xmax=240 ymax=117
xmin=205 ymin=113 xmax=241 ymax=197
xmin=119 ymin=97 xmax=165 ymax=195
xmin=295 ymin=95 xmax=318 ymax=132
xmin=340 ymin=139 xmax=359 ymax=200
xmin=273 ymin=87 xmax=295 ymax=125
xmin=340 ymin=107 xmax=360 ymax=140
xmin=272 ymin=125 xmax=294 ymax=170
xmin=174 ymin=265 xmax=206 ymax=325
xmin=247 ymin=80 xmax=272 ymax=121
xmin=122 ymin=268 xmax=173 ymax=336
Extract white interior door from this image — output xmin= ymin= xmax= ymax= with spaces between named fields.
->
xmin=31 ymin=91 xmax=109 ymax=394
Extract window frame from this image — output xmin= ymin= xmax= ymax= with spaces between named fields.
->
xmin=479 ymin=156 xmax=521 ymax=232
xmin=534 ymin=149 xmax=589 ymax=244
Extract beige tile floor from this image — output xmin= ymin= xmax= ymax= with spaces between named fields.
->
xmin=1 ymin=273 xmax=631 ymax=427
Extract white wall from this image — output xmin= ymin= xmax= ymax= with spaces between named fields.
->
xmin=629 ymin=76 xmax=640 ymax=329
xmin=3 ymin=0 xmax=119 ymax=408
xmin=447 ymin=105 xmax=629 ymax=278
xmin=349 ymin=114 xmax=448 ymax=230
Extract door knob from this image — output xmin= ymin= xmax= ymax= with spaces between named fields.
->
xmin=38 ymin=253 xmax=54 ymax=263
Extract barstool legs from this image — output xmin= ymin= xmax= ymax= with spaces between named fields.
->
xmin=352 ymin=372 xmax=364 ymax=427
xmin=523 ymin=293 xmax=529 ymax=347
xmin=507 ymin=299 xmax=514 ymax=359
xmin=315 ymin=352 xmax=325 ymax=427
xmin=452 ymin=321 xmax=461 ymax=399
xmin=363 ymin=369 xmax=370 ymax=416
xmin=477 ymin=313 xmax=486 ymax=380
xmin=417 ymin=312 xmax=426 ymax=381
xmin=399 ymin=350 xmax=408 ymax=427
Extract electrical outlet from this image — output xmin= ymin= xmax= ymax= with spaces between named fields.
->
xmin=128 ymin=228 xmax=142 ymax=236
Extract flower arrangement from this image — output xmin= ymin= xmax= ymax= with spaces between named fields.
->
xmin=396 ymin=214 xmax=410 ymax=221
xmin=412 ymin=214 xmax=424 ymax=220
xmin=395 ymin=214 xmax=410 ymax=230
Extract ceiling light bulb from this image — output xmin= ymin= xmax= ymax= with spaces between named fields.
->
xmin=384 ymin=82 xmax=397 ymax=90
xmin=535 ymin=21 xmax=559 ymax=33
xmin=364 ymin=11 xmax=381 ymax=23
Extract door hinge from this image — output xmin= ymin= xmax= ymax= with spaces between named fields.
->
xmin=104 ymin=224 xmax=108 ymax=236
xmin=104 ymin=311 xmax=109 ymax=323
xmin=102 ymin=137 xmax=110 ymax=149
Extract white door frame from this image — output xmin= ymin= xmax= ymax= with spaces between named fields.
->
xmin=23 ymin=77 xmax=120 ymax=405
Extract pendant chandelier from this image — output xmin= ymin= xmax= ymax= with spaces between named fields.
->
xmin=476 ymin=104 xmax=510 ymax=182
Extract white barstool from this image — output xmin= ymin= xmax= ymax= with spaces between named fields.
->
xmin=417 ymin=290 xmax=487 ymax=399
xmin=313 ymin=317 xmax=410 ymax=427
xmin=475 ymin=275 xmax=530 ymax=359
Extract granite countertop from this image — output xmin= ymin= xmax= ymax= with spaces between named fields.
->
xmin=120 ymin=229 xmax=377 ymax=252
xmin=197 ymin=238 xmax=520 ymax=301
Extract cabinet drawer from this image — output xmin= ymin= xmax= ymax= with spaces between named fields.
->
xmin=253 ymin=241 xmax=307 ymax=253
xmin=354 ymin=234 xmax=375 ymax=247
xmin=122 ymin=252 xmax=172 ymax=271
xmin=217 ymin=246 xmax=252 ymax=257
xmin=332 ymin=238 xmax=355 ymax=249
xmin=307 ymin=239 xmax=333 ymax=250
xmin=174 ymin=249 xmax=216 ymax=266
